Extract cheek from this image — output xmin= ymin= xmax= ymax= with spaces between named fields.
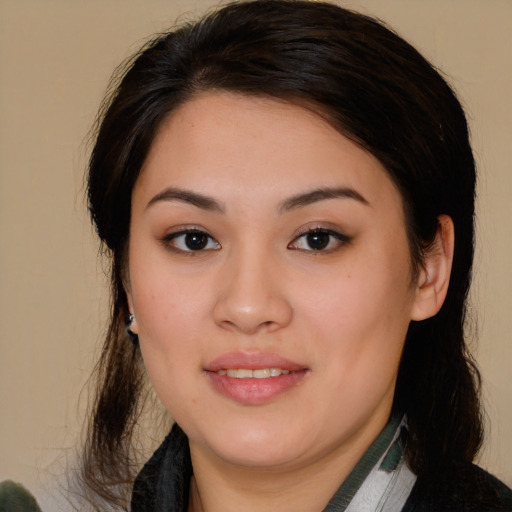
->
xmin=134 ymin=277 xmax=211 ymax=344
xmin=304 ymin=264 xmax=411 ymax=338
xmin=129 ymin=240 xmax=213 ymax=333
xmin=296 ymin=247 xmax=413 ymax=376
xmin=132 ymin=274 xmax=211 ymax=415
xmin=128 ymin=256 xmax=216 ymax=396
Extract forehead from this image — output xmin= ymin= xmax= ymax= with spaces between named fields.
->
xmin=135 ymin=91 xmax=403 ymax=214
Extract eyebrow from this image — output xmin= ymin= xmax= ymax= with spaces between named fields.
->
xmin=146 ymin=185 xmax=369 ymax=214
xmin=279 ymin=187 xmax=370 ymax=212
xmin=146 ymin=187 xmax=224 ymax=213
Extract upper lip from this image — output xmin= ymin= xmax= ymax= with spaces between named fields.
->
xmin=205 ymin=351 xmax=307 ymax=372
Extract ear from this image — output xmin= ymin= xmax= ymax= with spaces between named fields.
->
xmin=411 ymin=214 xmax=454 ymax=321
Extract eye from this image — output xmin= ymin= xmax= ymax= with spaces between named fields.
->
xmin=163 ymin=229 xmax=221 ymax=252
xmin=288 ymin=228 xmax=349 ymax=252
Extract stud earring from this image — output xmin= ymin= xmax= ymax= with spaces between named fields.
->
xmin=126 ymin=313 xmax=138 ymax=343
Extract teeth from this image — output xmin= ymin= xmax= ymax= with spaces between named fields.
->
xmin=227 ymin=368 xmax=252 ymax=378
xmin=218 ymin=368 xmax=291 ymax=379
xmin=253 ymin=368 xmax=270 ymax=378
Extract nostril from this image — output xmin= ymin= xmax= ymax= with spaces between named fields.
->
xmin=212 ymin=262 xmax=293 ymax=333
xmin=214 ymin=300 xmax=293 ymax=335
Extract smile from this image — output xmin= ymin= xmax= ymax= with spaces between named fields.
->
xmin=217 ymin=368 xmax=291 ymax=378
xmin=205 ymin=352 xmax=307 ymax=404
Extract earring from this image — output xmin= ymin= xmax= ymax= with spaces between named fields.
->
xmin=126 ymin=313 xmax=138 ymax=343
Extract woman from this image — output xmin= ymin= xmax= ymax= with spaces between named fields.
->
xmin=81 ymin=1 xmax=511 ymax=510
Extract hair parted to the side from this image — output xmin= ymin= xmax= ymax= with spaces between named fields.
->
xmin=82 ymin=0 xmax=482 ymax=509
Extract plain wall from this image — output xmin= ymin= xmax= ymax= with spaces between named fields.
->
xmin=0 ymin=1 xmax=510 ymax=509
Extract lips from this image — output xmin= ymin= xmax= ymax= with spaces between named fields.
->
xmin=204 ymin=352 xmax=308 ymax=405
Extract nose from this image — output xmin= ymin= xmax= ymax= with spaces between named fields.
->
xmin=213 ymin=248 xmax=293 ymax=335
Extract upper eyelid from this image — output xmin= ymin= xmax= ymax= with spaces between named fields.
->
xmin=160 ymin=227 xmax=218 ymax=243
xmin=162 ymin=226 xmax=213 ymax=238
xmin=291 ymin=224 xmax=348 ymax=240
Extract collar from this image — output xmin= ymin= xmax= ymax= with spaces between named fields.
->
xmin=327 ymin=415 xmax=417 ymax=512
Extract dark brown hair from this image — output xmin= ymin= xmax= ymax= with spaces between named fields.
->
xmin=83 ymin=0 xmax=482 ymax=508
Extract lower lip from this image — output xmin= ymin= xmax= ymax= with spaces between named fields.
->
xmin=206 ymin=370 xmax=307 ymax=405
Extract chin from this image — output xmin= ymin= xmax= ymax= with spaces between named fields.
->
xmin=193 ymin=420 xmax=309 ymax=469
xmin=216 ymin=442 xmax=303 ymax=470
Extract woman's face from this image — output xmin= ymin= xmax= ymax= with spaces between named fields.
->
xmin=127 ymin=92 xmax=424 ymax=472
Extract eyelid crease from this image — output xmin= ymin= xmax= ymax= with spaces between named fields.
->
xmin=290 ymin=223 xmax=350 ymax=241
xmin=161 ymin=226 xmax=210 ymax=240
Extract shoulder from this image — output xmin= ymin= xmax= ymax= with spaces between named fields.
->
xmin=0 ymin=480 xmax=42 ymax=512
xmin=403 ymin=462 xmax=512 ymax=512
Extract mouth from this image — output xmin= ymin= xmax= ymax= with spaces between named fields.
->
xmin=205 ymin=352 xmax=308 ymax=405
xmin=216 ymin=368 xmax=291 ymax=378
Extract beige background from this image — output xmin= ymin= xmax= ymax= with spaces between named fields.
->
xmin=0 ymin=0 xmax=510 ymax=509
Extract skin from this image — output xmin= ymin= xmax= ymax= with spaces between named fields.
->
xmin=126 ymin=92 xmax=453 ymax=512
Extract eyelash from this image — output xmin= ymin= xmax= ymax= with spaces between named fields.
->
xmin=160 ymin=227 xmax=350 ymax=254
xmin=288 ymin=227 xmax=350 ymax=253
xmin=161 ymin=228 xmax=221 ymax=254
